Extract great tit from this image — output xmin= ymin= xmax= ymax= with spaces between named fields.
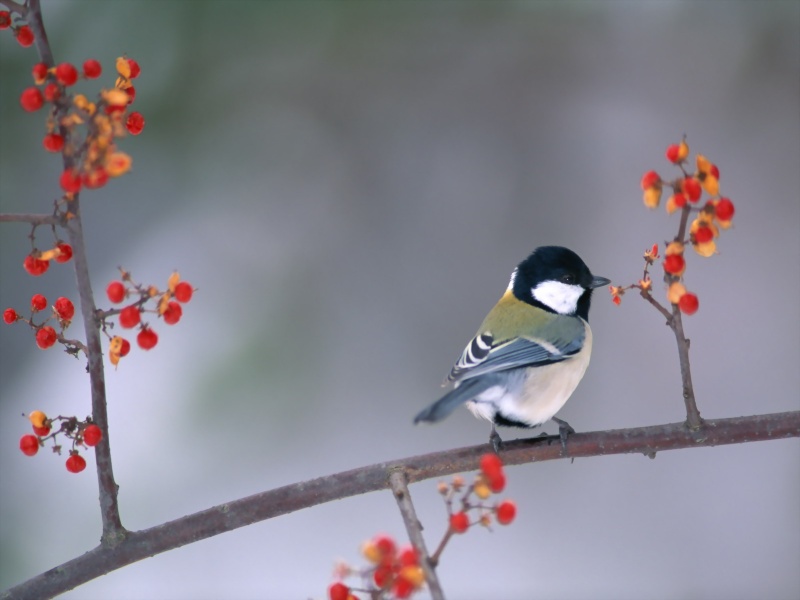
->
xmin=414 ymin=246 xmax=610 ymax=450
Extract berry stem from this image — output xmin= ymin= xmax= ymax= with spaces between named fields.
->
xmin=388 ymin=469 xmax=444 ymax=600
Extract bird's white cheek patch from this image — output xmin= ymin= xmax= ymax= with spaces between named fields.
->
xmin=532 ymin=281 xmax=584 ymax=315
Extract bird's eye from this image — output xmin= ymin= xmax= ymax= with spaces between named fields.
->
xmin=561 ymin=274 xmax=575 ymax=284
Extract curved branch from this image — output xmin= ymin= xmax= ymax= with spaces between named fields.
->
xmin=3 ymin=411 xmax=798 ymax=600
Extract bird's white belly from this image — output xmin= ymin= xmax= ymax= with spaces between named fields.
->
xmin=467 ymin=325 xmax=593 ymax=427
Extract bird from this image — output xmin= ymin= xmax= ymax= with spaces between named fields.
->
xmin=414 ymin=246 xmax=610 ymax=452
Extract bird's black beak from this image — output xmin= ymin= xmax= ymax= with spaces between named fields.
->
xmin=589 ymin=275 xmax=611 ymax=289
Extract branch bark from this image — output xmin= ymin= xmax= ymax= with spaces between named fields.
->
xmin=3 ymin=411 xmax=798 ymax=600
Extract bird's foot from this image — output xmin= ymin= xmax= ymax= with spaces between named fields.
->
xmin=489 ymin=425 xmax=503 ymax=454
xmin=552 ymin=417 xmax=575 ymax=454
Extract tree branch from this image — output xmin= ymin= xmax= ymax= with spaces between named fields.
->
xmin=4 ymin=411 xmax=798 ymax=600
xmin=0 ymin=213 xmax=58 ymax=225
xmin=388 ymin=470 xmax=445 ymax=600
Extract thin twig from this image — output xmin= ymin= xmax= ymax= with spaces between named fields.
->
xmin=388 ymin=470 xmax=445 ymax=600
xmin=3 ymin=411 xmax=798 ymax=600
xmin=0 ymin=213 xmax=59 ymax=225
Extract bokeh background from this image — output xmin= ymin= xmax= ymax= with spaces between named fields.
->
xmin=1 ymin=1 xmax=798 ymax=599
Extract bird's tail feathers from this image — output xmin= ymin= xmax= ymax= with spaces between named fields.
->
xmin=413 ymin=375 xmax=500 ymax=424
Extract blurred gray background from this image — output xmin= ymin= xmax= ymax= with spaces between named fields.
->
xmin=1 ymin=1 xmax=798 ymax=599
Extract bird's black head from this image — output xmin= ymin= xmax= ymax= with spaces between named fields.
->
xmin=510 ymin=246 xmax=610 ymax=320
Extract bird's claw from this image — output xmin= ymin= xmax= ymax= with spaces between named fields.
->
xmin=552 ymin=417 xmax=575 ymax=454
xmin=489 ymin=425 xmax=503 ymax=454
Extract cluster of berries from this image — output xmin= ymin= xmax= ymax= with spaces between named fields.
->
xmin=327 ymin=454 xmax=516 ymax=599
xmin=18 ymin=410 xmax=101 ymax=473
xmin=329 ymin=535 xmax=425 ymax=600
xmin=4 ymin=9 xmax=145 ymax=197
xmin=442 ymin=453 xmax=517 ymax=534
xmin=611 ymin=138 xmax=736 ymax=314
xmin=101 ymin=270 xmax=194 ymax=366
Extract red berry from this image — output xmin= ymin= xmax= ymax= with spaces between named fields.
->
xmin=640 ymin=170 xmax=660 ymax=190
xmin=373 ymin=563 xmax=393 ymax=588
xmin=450 ymin=511 xmax=469 ymax=533
xmin=665 ymin=144 xmax=681 ymax=163
xmin=82 ymin=424 xmax=102 ymax=446
xmin=55 ymin=62 xmax=78 ymax=86
xmin=162 ymin=301 xmax=182 ymax=325
xmin=479 ymin=453 xmax=504 ymax=478
xmin=709 ymin=164 xmax=720 ymax=180
xmin=36 ymin=326 xmax=57 ymax=349
xmin=663 ymin=254 xmax=685 ymax=276
xmin=125 ymin=85 xmax=136 ymax=104
xmin=673 ymin=192 xmax=688 ymax=208
xmin=679 ymin=293 xmax=699 ymax=315
xmin=715 ymin=197 xmax=735 ymax=221
xmin=137 ymin=327 xmax=158 ymax=350
xmin=125 ymin=111 xmax=145 ymax=135
xmin=107 ymin=281 xmax=126 ymax=303
xmin=682 ymin=177 xmax=702 ymax=202
xmin=60 ymin=168 xmax=82 ymax=194
xmin=328 ymin=582 xmax=350 ymax=600
xmin=127 ymin=58 xmax=141 ymax=78
xmin=43 ymin=82 xmax=60 ymax=102
xmin=66 ymin=453 xmax=87 ymax=473
xmin=392 ymin=577 xmax=414 ymax=599
xmin=118 ymin=305 xmax=141 ymax=328
xmin=3 ymin=308 xmax=18 ymax=324
xmin=398 ymin=546 xmax=419 ymax=567
xmin=174 ymin=281 xmax=193 ymax=303
xmin=33 ymin=424 xmax=51 ymax=436
xmin=694 ymin=226 xmax=714 ymax=244
xmin=83 ymin=167 xmax=109 ymax=189
xmin=82 ymin=59 xmax=102 ymax=79
xmin=374 ymin=535 xmax=396 ymax=557
xmin=54 ymin=297 xmax=75 ymax=320
xmin=496 ymin=500 xmax=517 ymax=525
xmin=15 ymin=25 xmax=34 ymax=47
xmin=32 ymin=62 xmax=48 ymax=84
xmin=20 ymin=434 xmax=39 ymax=456
xmin=119 ymin=337 xmax=131 ymax=357
xmin=23 ymin=254 xmax=50 ymax=276
xmin=20 ymin=87 xmax=44 ymax=112
xmin=488 ymin=471 xmax=506 ymax=493
xmin=31 ymin=293 xmax=47 ymax=311
xmin=55 ymin=243 xmax=73 ymax=263
xmin=0 ymin=11 xmax=10 ymax=29
xmin=43 ymin=133 xmax=64 ymax=152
